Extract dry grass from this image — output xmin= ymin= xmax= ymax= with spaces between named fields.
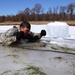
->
xmin=0 ymin=21 xmax=22 ymax=25
xmin=63 ymin=21 xmax=75 ymax=26
xmin=0 ymin=21 xmax=75 ymax=26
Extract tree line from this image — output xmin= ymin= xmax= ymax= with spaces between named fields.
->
xmin=0 ymin=3 xmax=75 ymax=22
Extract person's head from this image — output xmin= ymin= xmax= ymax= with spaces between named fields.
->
xmin=20 ymin=21 xmax=31 ymax=35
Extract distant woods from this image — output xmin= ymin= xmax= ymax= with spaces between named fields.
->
xmin=0 ymin=3 xmax=75 ymax=22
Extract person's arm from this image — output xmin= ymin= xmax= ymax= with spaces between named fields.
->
xmin=0 ymin=26 xmax=18 ymax=46
xmin=2 ymin=36 xmax=16 ymax=46
xmin=28 ymin=30 xmax=46 ymax=42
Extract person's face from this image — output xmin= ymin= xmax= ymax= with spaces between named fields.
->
xmin=20 ymin=27 xmax=30 ymax=35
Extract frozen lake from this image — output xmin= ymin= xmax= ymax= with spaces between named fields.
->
xmin=0 ymin=24 xmax=75 ymax=37
xmin=0 ymin=24 xmax=75 ymax=75
xmin=0 ymin=43 xmax=75 ymax=75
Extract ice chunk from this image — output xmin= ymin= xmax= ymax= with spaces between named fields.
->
xmin=47 ymin=21 xmax=69 ymax=38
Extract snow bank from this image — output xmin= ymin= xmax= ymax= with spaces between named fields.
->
xmin=47 ymin=21 xmax=69 ymax=38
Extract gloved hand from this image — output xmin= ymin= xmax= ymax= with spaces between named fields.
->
xmin=40 ymin=30 xmax=46 ymax=37
xmin=16 ymin=31 xmax=25 ymax=41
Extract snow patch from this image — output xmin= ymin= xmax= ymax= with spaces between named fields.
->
xmin=47 ymin=21 xmax=69 ymax=38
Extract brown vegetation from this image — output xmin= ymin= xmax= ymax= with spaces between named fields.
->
xmin=0 ymin=21 xmax=75 ymax=26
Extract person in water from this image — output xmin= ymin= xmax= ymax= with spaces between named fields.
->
xmin=0 ymin=21 xmax=46 ymax=46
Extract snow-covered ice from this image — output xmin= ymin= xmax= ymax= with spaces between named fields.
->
xmin=0 ymin=44 xmax=75 ymax=75
xmin=0 ymin=22 xmax=75 ymax=75
xmin=47 ymin=21 xmax=69 ymax=38
xmin=0 ymin=22 xmax=75 ymax=39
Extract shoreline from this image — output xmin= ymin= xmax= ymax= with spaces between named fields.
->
xmin=0 ymin=21 xmax=75 ymax=26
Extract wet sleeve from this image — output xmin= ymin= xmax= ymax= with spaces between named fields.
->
xmin=28 ymin=32 xmax=41 ymax=41
xmin=2 ymin=36 xmax=16 ymax=46
xmin=0 ymin=27 xmax=18 ymax=46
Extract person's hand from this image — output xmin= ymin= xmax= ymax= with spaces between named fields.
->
xmin=40 ymin=30 xmax=46 ymax=37
xmin=16 ymin=31 xmax=25 ymax=41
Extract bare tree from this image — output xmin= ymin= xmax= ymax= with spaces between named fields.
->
xmin=34 ymin=3 xmax=43 ymax=14
xmin=24 ymin=8 xmax=30 ymax=15
xmin=52 ymin=6 xmax=59 ymax=20
xmin=59 ymin=6 xmax=67 ymax=20
xmin=67 ymin=3 xmax=75 ymax=20
xmin=24 ymin=8 xmax=31 ymax=20
xmin=47 ymin=8 xmax=52 ymax=20
xmin=0 ymin=16 xmax=5 ymax=22
xmin=33 ymin=3 xmax=44 ymax=21
xmin=53 ymin=6 xmax=58 ymax=14
xmin=30 ymin=8 xmax=36 ymax=21
xmin=48 ymin=7 xmax=52 ymax=14
xmin=1 ymin=3 xmax=75 ymax=22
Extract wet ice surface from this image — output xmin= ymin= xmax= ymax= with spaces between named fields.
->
xmin=0 ymin=38 xmax=75 ymax=75
xmin=0 ymin=25 xmax=75 ymax=75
